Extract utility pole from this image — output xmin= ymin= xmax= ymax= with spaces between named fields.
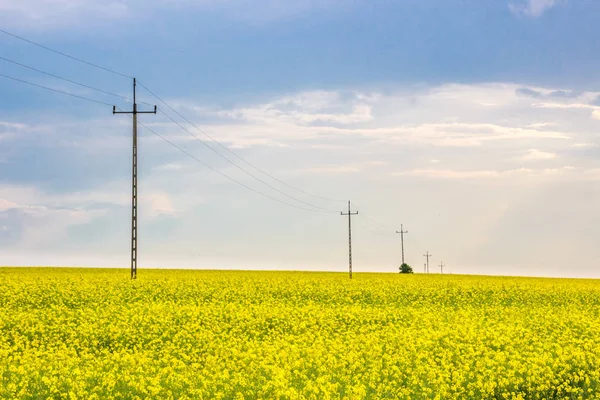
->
xmin=439 ymin=262 xmax=444 ymax=274
xmin=113 ymin=78 xmax=157 ymax=279
xmin=423 ymin=251 xmax=432 ymax=274
xmin=341 ymin=201 xmax=358 ymax=279
xmin=396 ymin=224 xmax=408 ymax=265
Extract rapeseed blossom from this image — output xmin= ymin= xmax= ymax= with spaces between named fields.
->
xmin=1 ymin=268 xmax=600 ymax=399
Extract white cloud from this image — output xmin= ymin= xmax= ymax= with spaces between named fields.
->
xmin=0 ymin=198 xmax=21 ymax=211
xmin=366 ymin=161 xmax=387 ymax=166
xmin=509 ymin=0 xmax=561 ymax=18
xmin=297 ymin=166 xmax=360 ymax=174
xmin=0 ymin=184 xmax=110 ymax=248
xmin=393 ymin=169 xmax=503 ymax=179
xmin=0 ymin=0 xmax=346 ymax=30
xmin=297 ymin=104 xmax=373 ymax=125
xmin=571 ymin=143 xmax=596 ymax=148
xmin=391 ymin=166 xmax=582 ymax=180
xmin=183 ymin=85 xmax=572 ymax=150
xmin=0 ymin=122 xmax=28 ymax=130
xmin=391 ymin=168 xmax=532 ymax=180
xmin=533 ymin=101 xmax=600 ymax=121
xmin=5 ymin=81 xmax=600 ymax=276
xmin=0 ymin=182 xmax=129 ymax=211
xmin=0 ymin=0 xmax=129 ymax=29
xmin=217 ymin=93 xmax=372 ymax=126
xmin=145 ymin=192 xmax=176 ymax=217
xmin=228 ymin=138 xmax=289 ymax=149
xmin=0 ymin=121 xmax=30 ymax=143
xmin=522 ymin=149 xmax=558 ymax=160
xmin=534 ymin=102 xmax=600 ymax=118
xmin=292 ymin=160 xmax=386 ymax=175
xmin=534 ymin=103 xmax=595 ymax=110
xmin=524 ymin=122 xmax=554 ymax=129
xmin=154 ymin=163 xmax=183 ymax=172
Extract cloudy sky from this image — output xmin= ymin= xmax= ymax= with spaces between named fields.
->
xmin=1 ymin=0 xmax=600 ymax=277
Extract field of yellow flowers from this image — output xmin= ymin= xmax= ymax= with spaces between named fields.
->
xmin=1 ymin=268 xmax=600 ymax=399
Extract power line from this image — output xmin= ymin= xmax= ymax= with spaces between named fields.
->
xmin=137 ymin=80 xmax=347 ymax=203
xmin=351 ymin=201 xmax=395 ymax=233
xmin=0 ymin=28 xmax=132 ymax=79
xmin=356 ymin=215 xmax=390 ymax=237
xmin=0 ymin=55 xmax=132 ymax=102
xmin=0 ymin=28 xmax=347 ymax=213
xmin=0 ymin=26 xmax=347 ymax=206
xmin=0 ymin=71 xmax=113 ymax=107
xmin=0 ymin=69 xmax=335 ymax=214
xmin=156 ymin=108 xmax=338 ymax=213
xmin=134 ymin=117 xmax=334 ymax=214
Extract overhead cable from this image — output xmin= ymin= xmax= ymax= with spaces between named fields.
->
xmin=0 ymin=28 xmax=132 ymax=79
xmin=134 ymin=117 xmax=335 ymax=214
xmin=0 ymin=71 xmax=113 ymax=107
xmin=138 ymin=80 xmax=347 ymax=204
xmin=156 ymin=108 xmax=339 ymax=213
xmin=0 ymin=26 xmax=347 ymax=206
xmin=0 ymin=55 xmax=132 ymax=102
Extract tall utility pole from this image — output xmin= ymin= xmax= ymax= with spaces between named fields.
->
xmin=396 ymin=224 xmax=408 ymax=265
xmin=423 ymin=251 xmax=432 ymax=274
xmin=113 ymin=78 xmax=157 ymax=279
xmin=341 ymin=201 xmax=358 ymax=279
xmin=439 ymin=262 xmax=444 ymax=274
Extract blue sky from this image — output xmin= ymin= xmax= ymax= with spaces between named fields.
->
xmin=1 ymin=0 xmax=600 ymax=277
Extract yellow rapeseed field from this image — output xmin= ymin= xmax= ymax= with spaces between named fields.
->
xmin=1 ymin=268 xmax=600 ymax=399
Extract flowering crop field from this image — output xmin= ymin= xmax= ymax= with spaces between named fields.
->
xmin=2 ymin=268 xmax=600 ymax=399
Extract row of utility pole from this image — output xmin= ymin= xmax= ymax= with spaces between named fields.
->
xmin=422 ymin=251 xmax=444 ymax=274
xmin=116 ymin=77 xmax=446 ymax=280
xmin=341 ymin=202 xmax=446 ymax=279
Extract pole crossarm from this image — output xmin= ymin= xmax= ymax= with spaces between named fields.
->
xmin=113 ymin=107 xmax=157 ymax=114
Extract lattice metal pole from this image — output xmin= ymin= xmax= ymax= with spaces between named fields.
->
xmin=341 ymin=201 xmax=358 ymax=279
xmin=396 ymin=224 xmax=408 ymax=265
xmin=423 ymin=251 xmax=432 ymax=274
xmin=113 ymin=78 xmax=156 ymax=279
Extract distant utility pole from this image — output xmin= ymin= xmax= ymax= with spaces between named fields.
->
xmin=113 ymin=78 xmax=156 ymax=279
xmin=439 ymin=262 xmax=445 ymax=274
xmin=341 ymin=201 xmax=358 ymax=279
xmin=396 ymin=224 xmax=408 ymax=265
xmin=423 ymin=251 xmax=432 ymax=274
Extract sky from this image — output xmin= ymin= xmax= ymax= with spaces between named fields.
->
xmin=1 ymin=0 xmax=600 ymax=278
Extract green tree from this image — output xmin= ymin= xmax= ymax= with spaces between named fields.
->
xmin=399 ymin=263 xmax=413 ymax=274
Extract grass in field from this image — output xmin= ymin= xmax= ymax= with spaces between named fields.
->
xmin=1 ymin=268 xmax=600 ymax=399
